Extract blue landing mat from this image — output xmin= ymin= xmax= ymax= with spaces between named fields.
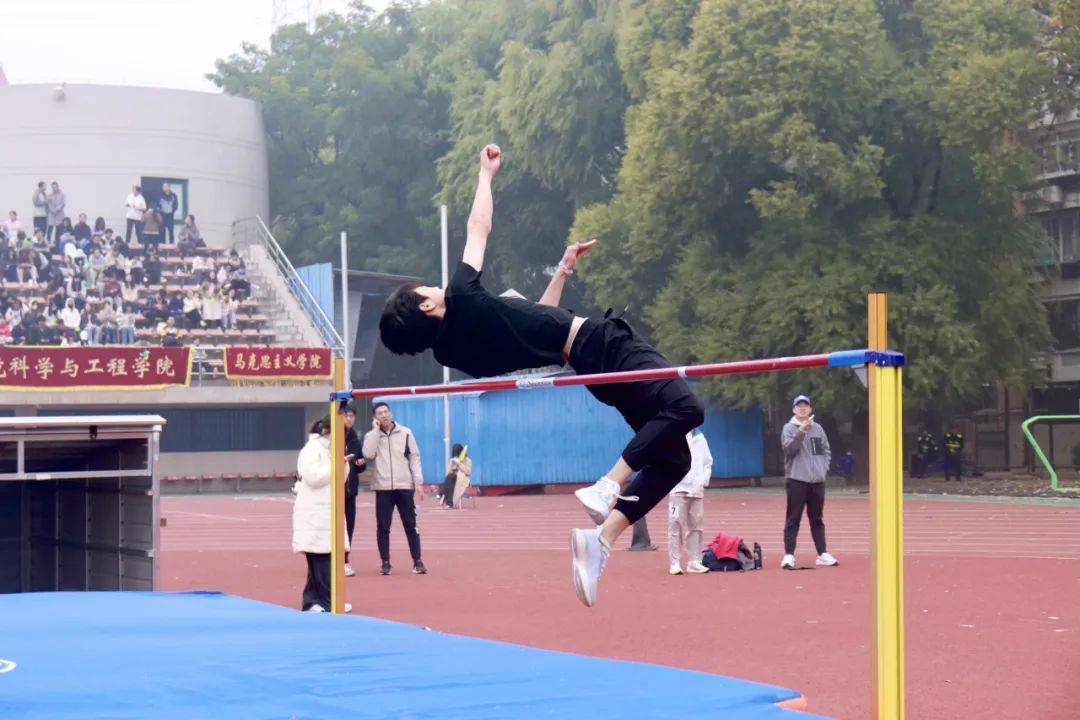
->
xmin=0 ymin=591 xmax=827 ymax=719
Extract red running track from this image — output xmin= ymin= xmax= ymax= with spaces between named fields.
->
xmin=159 ymin=492 xmax=1080 ymax=720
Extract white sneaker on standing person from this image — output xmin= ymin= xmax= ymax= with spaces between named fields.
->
xmin=780 ymin=395 xmax=836 ymax=569
xmin=668 ymin=430 xmax=713 ymax=575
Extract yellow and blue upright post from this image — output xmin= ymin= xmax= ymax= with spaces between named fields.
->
xmin=868 ymin=292 xmax=905 ymax=720
xmin=329 ymin=355 xmax=346 ymax=614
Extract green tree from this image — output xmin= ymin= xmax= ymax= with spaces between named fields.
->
xmin=573 ymin=0 xmax=1053 ymax=420
xmin=210 ymin=4 xmax=447 ymax=277
xmin=423 ymin=0 xmax=629 ymax=301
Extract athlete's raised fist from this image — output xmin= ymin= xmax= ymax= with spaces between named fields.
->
xmin=480 ymin=144 xmax=501 ymax=176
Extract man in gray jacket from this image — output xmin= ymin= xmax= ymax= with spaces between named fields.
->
xmin=362 ymin=401 xmax=427 ymax=576
xmin=780 ymin=395 xmax=837 ymax=569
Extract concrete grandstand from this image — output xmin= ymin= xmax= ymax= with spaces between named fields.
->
xmin=0 ymin=84 xmax=414 ymax=486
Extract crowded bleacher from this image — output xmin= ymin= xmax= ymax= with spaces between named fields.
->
xmin=0 ymin=181 xmax=276 ymax=348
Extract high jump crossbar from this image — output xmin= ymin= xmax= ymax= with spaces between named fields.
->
xmin=330 ymin=349 xmax=904 ymax=401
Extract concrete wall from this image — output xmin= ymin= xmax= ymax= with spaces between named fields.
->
xmin=158 ymin=450 xmax=297 ymax=477
xmin=0 ymin=84 xmax=268 ymax=245
xmin=0 ymin=383 xmax=329 ymax=408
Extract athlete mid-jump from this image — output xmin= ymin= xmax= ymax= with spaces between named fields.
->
xmin=379 ymin=145 xmax=704 ymax=607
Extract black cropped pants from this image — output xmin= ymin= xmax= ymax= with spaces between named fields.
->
xmin=568 ymin=317 xmax=705 ymax=523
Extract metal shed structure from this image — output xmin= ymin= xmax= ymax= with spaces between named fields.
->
xmin=0 ymin=415 xmax=165 ymax=593
xmin=376 ymin=383 xmax=764 ymax=487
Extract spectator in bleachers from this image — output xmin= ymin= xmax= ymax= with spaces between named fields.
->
xmin=191 ymin=252 xmax=210 ymax=284
xmin=46 ymin=182 xmax=65 ymax=243
xmin=98 ymin=300 xmax=117 ymax=344
xmin=158 ymin=183 xmax=179 ymax=245
xmin=120 ymin=279 xmax=139 ymax=305
xmin=73 ymin=213 xmax=92 ymax=244
xmin=25 ymin=316 xmax=46 ymax=345
xmin=227 ymin=268 xmax=251 ymax=300
xmin=66 ymin=273 xmax=84 ymax=299
xmin=3 ymin=210 xmax=23 ymax=237
xmin=49 ymin=290 xmax=65 ymax=317
xmin=201 ymin=289 xmax=223 ymax=329
xmin=88 ymin=247 xmax=107 ymax=285
xmin=177 ymin=214 xmax=204 ymax=255
xmin=141 ymin=207 xmax=163 ymax=254
xmin=110 ymin=230 xmax=129 ymax=259
xmin=94 ymin=216 xmax=106 ymax=235
xmin=159 ymin=316 xmax=182 ymax=346
xmin=182 ymin=289 xmax=202 ymax=329
xmin=0 ymin=318 xmax=11 ymax=344
xmin=142 ymin=290 xmax=162 ymax=325
xmin=18 ymin=260 xmax=38 ymax=285
xmin=129 ymin=254 xmax=145 ymax=285
xmin=227 ymin=248 xmax=244 ymax=271
xmin=222 ymin=290 xmax=238 ymax=331
xmin=32 ymin=182 xmax=48 ymax=236
xmin=166 ymin=292 xmax=184 ymax=324
xmin=83 ymin=311 xmax=101 ymax=346
xmin=145 ymin=249 xmax=162 ymax=286
xmin=116 ymin=302 xmax=136 ymax=345
xmin=59 ymin=298 xmax=81 ymax=332
xmin=125 ymin=186 xmax=147 ymax=244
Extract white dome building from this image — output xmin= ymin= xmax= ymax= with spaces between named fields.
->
xmin=0 ymin=83 xmax=269 ymax=245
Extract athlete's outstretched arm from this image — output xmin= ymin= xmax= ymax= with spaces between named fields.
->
xmin=462 ymin=144 xmax=501 ymax=271
xmin=538 ymin=239 xmax=597 ymax=307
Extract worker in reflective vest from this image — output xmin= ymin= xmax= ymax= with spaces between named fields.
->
xmin=942 ymin=429 xmax=964 ymax=481
xmin=913 ymin=430 xmax=937 ymax=478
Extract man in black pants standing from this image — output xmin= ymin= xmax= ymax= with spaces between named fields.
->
xmin=341 ymin=405 xmax=365 ymax=577
xmin=362 ymin=401 xmax=427 ymax=576
xmin=378 ymin=144 xmax=704 ymax=607
xmin=780 ymin=396 xmax=837 ymax=569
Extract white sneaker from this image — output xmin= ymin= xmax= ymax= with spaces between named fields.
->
xmin=343 ymin=563 xmax=356 ymax=577
xmin=574 ymin=478 xmax=621 ymax=524
xmin=816 ymin=552 xmax=838 ymax=566
xmin=344 ymin=602 xmax=353 ymax=613
xmin=669 ymin=564 xmax=683 ymax=575
xmin=686 ymin=560 xmax=710 ymax=574
xmin=305 ymin=604 xmax=326 ymax=613
xmin=570 ymin=527 xmax=610 ymax=607
xmin=781 ymin=554 xmax=795 ymax=569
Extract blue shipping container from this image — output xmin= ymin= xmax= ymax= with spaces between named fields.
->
xmin=372 ymin=386 xmax=763 ymax=486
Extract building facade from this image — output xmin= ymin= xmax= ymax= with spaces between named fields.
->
xmin=0 ymin=84 xmax=269 ymax=245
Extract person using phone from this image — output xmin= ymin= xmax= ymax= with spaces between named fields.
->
xmin=780 ymin=395 xmax=837 ymax=569
xmin=341 ymin=406 xmax=366 ymax=577
xmin=362 ymin=402 xmax=426 ymax=576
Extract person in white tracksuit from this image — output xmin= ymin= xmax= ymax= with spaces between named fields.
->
xmin=668 ymin=430 xmax=713 ymax=575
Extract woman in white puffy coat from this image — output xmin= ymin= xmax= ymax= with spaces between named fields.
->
xmin=293 ymin=416 xmax=349 ymax=612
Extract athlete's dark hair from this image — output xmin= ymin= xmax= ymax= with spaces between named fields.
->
xmin=309 ymin=416 xmax=331 ymax=436
xmin=379 ymin=282 xmax=440 ymax=355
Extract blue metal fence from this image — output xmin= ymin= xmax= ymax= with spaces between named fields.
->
xmin=372 ymin=386 xmax=763 ymax=486
xmin=295 ymin=262 xmax=335 ymax=328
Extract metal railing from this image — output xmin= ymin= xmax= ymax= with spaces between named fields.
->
xmin=231 ymin=216 xmax=345 ymax=354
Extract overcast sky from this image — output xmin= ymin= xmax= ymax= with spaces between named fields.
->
xmin=0 ymin=0 xmax=389 ymax=93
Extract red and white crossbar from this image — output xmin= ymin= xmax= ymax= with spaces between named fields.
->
xmin=330 ymin=349 xmax=903 ymax=401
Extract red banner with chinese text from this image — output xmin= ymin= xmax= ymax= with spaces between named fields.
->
xmin=0 ymin=346 xmax=192 ymax=391
xmin=223 ymin=347 xmax=332 ymax=380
